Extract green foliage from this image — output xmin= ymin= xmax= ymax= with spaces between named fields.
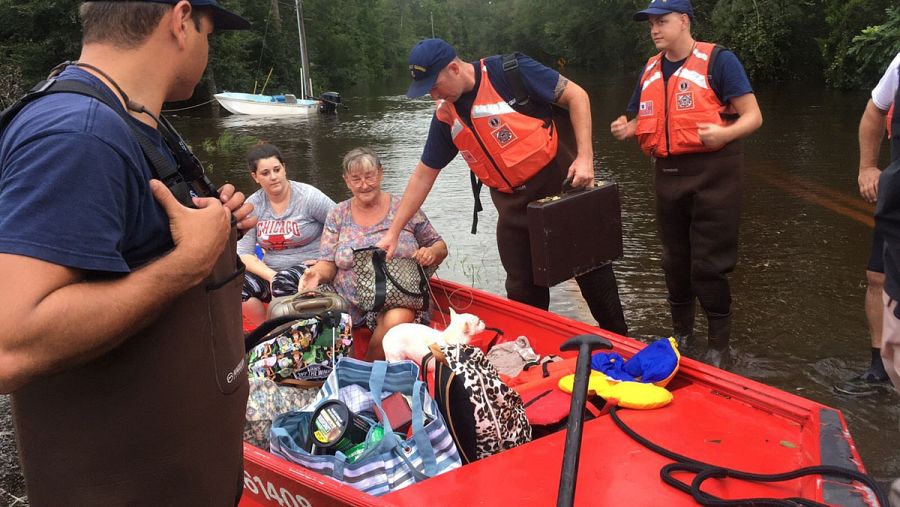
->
xmin=709 ymin=0 xmax=826 ymax=82
xmin=0 ymin=0 xmax=898 ymax=95
xmin=843 ymin=7 xmax=900 ymax=89
xmin=501 ymin=0 xmax=646 ymax=70
xmin=0 ymin=62 xmax=24 ymax=110
xmin=0 ymin=0 xmax=81 ymax=102
xmin=821 ymin=0 xmax=896 ymax=88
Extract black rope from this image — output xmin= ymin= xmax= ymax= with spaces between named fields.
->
xmin=608 ymin=406 xmax=888 ymax=507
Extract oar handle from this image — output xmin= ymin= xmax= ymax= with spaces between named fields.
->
xmin=557 ymin=334 xmax=612 ymax=507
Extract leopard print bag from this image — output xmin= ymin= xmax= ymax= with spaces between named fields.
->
xmin=424 ymin=343 xmax=531 ymax=463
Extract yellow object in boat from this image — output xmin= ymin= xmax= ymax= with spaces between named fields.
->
xmin=558 ymin=372 xmax=673 ymax=410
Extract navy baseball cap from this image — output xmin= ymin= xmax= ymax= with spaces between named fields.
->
xmin=131 ymin=0 xmax=251 ymax=30
xmin=406 ymin=38 xmax=457 ymax=98
xmin=633 ymin=0 xmax=694 ymax=21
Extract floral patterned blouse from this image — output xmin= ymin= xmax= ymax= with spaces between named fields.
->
xmin=319 ymin=194 xmax=442 ymax=324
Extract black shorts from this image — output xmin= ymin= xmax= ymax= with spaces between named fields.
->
xmin=868 ymin=225 xmax=885 ymax=273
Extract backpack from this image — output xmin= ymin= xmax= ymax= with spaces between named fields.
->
xmin=422 ymin=343 xmax=532 ymax=464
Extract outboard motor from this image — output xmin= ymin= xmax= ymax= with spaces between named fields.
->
xmin=318 ymin=91 xmax=341 ymax=114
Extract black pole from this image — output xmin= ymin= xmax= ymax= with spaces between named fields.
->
xmin=556 ymin=334 xmax=612 ymax=507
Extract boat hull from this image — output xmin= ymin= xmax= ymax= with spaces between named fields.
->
xmin=214 ymin=93 xmax=318 ymax=116
xmin=239 ymin=278 xmax=876 ymax=506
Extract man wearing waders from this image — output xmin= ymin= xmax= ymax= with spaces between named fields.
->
xmin=378 ymin=38 xmax=628 ymax=336
xmin=835 ymin=51 xmax=900 ymax=395
xmin=0 ymin=1 xmax=255 ymax=504
xmin=611 ymin=0 xmax=762 ymax=367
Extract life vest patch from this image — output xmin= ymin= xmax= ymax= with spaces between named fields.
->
xmin=639 ymin=100 xmax=654 ymax=117
xmin=492 ymin=124 xmax=517 ymax=147
xmin=675 ymin=92 xmax=694 ymax=111
xmin=460 ymin=150 xmax=478 ymax=164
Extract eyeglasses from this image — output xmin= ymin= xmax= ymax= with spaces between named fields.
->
xmin=346 ymin=172 xmax=379 ymax=187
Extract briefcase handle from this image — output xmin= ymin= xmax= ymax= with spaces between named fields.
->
xmin=561 ymin=176 xmax=589 ymax=194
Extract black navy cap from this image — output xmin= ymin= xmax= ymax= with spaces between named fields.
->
xmin=406 ymin=38 xmax=457 ymax=98
xmin=117 ymin=0 xmax=251 ymax=30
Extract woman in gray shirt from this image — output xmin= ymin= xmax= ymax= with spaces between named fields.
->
xmin=237 ymin=143 xmax=336 ymax=321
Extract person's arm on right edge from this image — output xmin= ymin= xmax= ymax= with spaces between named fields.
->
xmin=858 ymin=99 xmax=889 ymax=203
xmin=0 ymin=180 xmax=232 ymax=394
xmin=376 ymin=161 xmax=440 ymax=258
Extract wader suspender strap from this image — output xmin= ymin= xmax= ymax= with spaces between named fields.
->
xmin=502 ymin=52 xmax=540 ymax=117
xmin=706 ymin=44 xmax=723 ymax=93
xmin=470 ymin=171 xmax=483 ymax=234
xmin=706 ymin=45 xmax=739 ymax=123
xmin=0 ymin=79 xmax=194 ymax=206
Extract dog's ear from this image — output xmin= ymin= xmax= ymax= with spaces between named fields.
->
xmin=449 ymin=307 xmax=458 ymax=319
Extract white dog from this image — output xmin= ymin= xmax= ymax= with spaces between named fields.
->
xmin=382 ymin=308 xmax=486 ymax=365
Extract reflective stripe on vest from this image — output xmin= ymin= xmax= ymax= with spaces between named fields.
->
xmin=435 ymin=60 xmax=558 ymax=193
xmin=635 ymin=42 xmax=729 ymax=158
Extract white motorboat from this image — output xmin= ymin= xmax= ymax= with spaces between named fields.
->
xmin=213 ymin=92 xmax=318 ymax=116
xmin=215 ymin=0 xmax=341 ymax=116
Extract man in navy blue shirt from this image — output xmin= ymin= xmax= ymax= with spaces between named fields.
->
xmin=0 ymin=1 xmax=256 ymax=503
xmin=611 ymin=0 xmax=762 ymax=368
xmin=378 ymin=38 xmax=628 ymax=335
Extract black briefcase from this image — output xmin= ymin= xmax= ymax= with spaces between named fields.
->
xmin=527 ymin=181 xmax=623 ymax=287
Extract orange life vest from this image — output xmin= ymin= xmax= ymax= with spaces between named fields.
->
xmin=634 ymin=42 xmax=732 ymax=158
xmin=434 ymin=59 xmax=558 ymax=193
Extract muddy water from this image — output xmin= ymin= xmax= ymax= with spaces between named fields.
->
xmin=2 ymin=73 xmax=898 ymax=502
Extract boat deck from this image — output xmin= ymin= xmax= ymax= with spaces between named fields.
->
xmin=238 ymin=279 xmax=875 ymax=506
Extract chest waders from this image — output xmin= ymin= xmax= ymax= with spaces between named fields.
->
xmin=647 ymin=47 xmax=738 ymax=368
xmin=2 ymin=63 xmax=249 ymax=505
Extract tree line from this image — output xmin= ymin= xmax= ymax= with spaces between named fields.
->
xmin=1 ymin=0 xmax=898 ymax=109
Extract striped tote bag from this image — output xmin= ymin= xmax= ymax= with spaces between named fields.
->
xmin=269 ymin=358 xmax=462 ymax=496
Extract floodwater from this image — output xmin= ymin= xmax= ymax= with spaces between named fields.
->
xmin=1 ymin=71 xmax=898 ymax=503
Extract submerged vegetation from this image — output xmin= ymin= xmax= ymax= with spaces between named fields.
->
xmin=0 ymin=0 xmax=898 ymax=107
xmin=200 ymin=131 xmax=259 ymax=158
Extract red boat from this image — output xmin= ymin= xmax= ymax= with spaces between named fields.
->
xmin=238 ymin=278 xmax=880 ymax=507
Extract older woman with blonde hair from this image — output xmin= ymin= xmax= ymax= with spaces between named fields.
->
xmin=301 ymin=147 xmax=447 ymax=360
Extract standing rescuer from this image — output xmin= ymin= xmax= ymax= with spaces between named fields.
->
xmin=378 ymin=38 xmax=628 ymax=336
xmin=870 ymin=52 xmax=900 ymax=505
xmin=611 ymin=0 xmax=762 ymax=367
xmin=834 ymin=51 xmax=900 ymax=396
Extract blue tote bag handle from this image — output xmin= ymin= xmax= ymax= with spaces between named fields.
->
xmin=409 ymin=380 xmax=439 ymax=476
xmin=367 ymin=361 xmax=439 ymax=479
